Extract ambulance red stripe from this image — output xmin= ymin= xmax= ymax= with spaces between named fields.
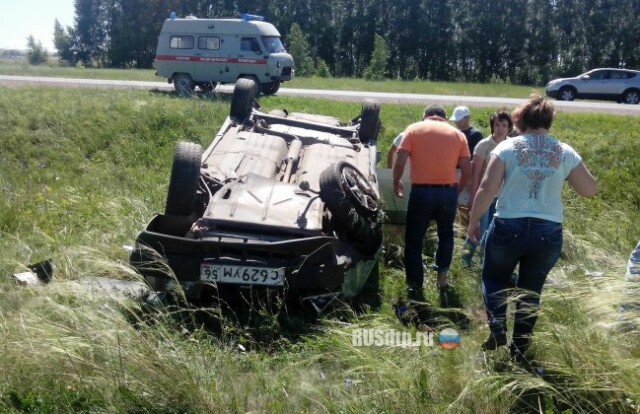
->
xmin=156 ymin=55 xmax=267 ymax=64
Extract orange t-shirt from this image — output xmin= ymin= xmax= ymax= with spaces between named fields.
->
xmin=399 ymin=117 xmax=470 ymax=184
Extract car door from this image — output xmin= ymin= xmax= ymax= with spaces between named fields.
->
xmin=233 ymin=37 xmax=267 ymax=82
xmin=579 ymin=70 xmax=609 ymax=97
xmin=194 ymin=35 xmax=223 ymax=83
xmin=606 ymin=70 xmax=631 ymax=95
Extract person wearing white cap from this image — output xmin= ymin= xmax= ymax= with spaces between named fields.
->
xmin=450 ymin=106 xmax=484 ymax=225
xmin=450 ymin=106 xmax=484 ymax=156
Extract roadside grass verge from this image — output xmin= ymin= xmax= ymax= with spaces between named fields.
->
xmin=1 ymin=86 xmax=639 ymax=413
xmin=0 ymin=61 xmax=542 ymax=98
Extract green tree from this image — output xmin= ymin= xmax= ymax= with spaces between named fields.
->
xmin=26 ymin=35 xmax=49 ymax=65
xmin=364 ymin=34 xmax=389 ymax=80
xmin=107 ymin=0 xmax=165 ymax=68
xmin=74 ymin=0 xmax=109 ymax=66
xmin=287 ymin=23 xmax=314 ymax=76
xmin=523 ymin=0 xmax=558 ymax=85
xmin=419 ymin=0 xmax=455 ymax=80
xmin=53 ymin=19 xmax=78 ymax=66
xmin=315 ymin=59 xmax=331 ymax=77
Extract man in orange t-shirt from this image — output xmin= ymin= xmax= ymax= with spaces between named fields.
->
xmin=392 ymin=104 xmax=471 ymax=306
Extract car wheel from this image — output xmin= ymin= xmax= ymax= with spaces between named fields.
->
xmin=174 ymin=73 xmax=195 ymax=96
xmin=558 ymin=86 xmax=575 ymax=101
xmin=320 ymin=162 xmax=382 ymax=255
xmin=358 ymin=100 xmax=381 ymax=144
xmin=165 ymin=142 xmax=203 ymax=216
xmin=622 ymin=89 xmax=640 ymax=105
xmin=260 ymin=81 xmax=280 ymax=95
xmin=197 ymin=82 xmax=216 ymax=93
xmin=322 ymin=161 xmax=380 ymax=219
xmin=230 ymin=78 xmax=258 ymax=121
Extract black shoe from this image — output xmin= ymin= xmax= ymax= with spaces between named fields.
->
xmin=481 ymin=332 xmax=507 ymax=351
xmin=510 ymin=347 xmax=532 ymax=370
xmin=439 ymin=285 xmax=462 ymax=308
xmin=407 ymin=287 xmax=426 ymax=303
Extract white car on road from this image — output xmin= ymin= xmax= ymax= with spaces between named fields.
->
xmin=545 ymin=68 xmax=640 ymax=104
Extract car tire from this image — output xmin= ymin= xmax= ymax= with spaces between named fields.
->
xmin=197 ymin=82 xmax=216 ymax=93
xmin=622 ymin=89 xmax=640 ymax=105
xmin=230 ymin=78 xmax=258 ymax=121
xmin=558 ymin=86 xmax=576 ymax=101
xmin=174 ymin=73 xmax=195 ymax=96
xmin=358 ymin=100 xmax=381 ymax=144
xmin=319 ymin=161 xmax=382 ymax=255
xmin=321 ymin=161 xmax=380 ymax=219
xmin=260 ymin=81 xmax=281 ymax=95
xmin=165 ymin=142 xmax=203 ymax=216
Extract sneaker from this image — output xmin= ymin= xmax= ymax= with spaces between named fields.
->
xmin=460 ymin=240 xmax=476 ymax=267
xmin=439 ymin=285 xmax=462 ymax=308
xmin=481 ymin=332 xmax=507 ymax=351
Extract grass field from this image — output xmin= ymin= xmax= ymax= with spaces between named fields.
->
xmin=0 ymin=61 xmax=543 ymax=98
xmin=1 ymin=85 xmax=639 ymax=413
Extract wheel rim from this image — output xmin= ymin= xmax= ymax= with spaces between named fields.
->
xmin=561 ymin=89 xmax=574 ymax=101
xmin=341 ymin=165 xmax=379 ymax=216
xmin=625 ymin=91 xmax=639 ymax=104
xmin=176 ymin=76 xmax=193 ymax=92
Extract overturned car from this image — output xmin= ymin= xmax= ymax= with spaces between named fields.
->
xmin=130 ymin=79 xmax=383 ymax=310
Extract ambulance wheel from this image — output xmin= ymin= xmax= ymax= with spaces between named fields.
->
xmin=260 ymin=81 xmax=280 ymax=95
xmin=197 ymin=82 xmax=216 ymax=93
xmin=230 ymin=78 xmax=258 ymax=121
xmin=165 ymin=142 xmax=202 ymax=216
xmin=174 ymin=74 xmax=195 ymax=96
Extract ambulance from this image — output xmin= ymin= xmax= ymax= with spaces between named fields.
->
xmin=155 ymin=14 xmax=294 ymax=95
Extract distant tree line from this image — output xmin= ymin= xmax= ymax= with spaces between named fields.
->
xmin=51 ymin=0 xmax=640 ymax=85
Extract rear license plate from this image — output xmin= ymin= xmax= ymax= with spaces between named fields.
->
xmin=200 ymin=264 xmax=285 ymax=286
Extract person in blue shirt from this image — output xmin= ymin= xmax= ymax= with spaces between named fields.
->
xmin=467 ymin=95 xmax=597 ymax=364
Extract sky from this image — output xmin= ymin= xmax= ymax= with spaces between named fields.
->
xmin=0 ymin=0 xmax=75 ymax=51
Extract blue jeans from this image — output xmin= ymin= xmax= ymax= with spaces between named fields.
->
xmin=482 ymin=217 xmax=563 ymax=354
xmin=478 ymin=198 xmax=497 ymax=248
xmin=627 ymin=240 xmax=640 ymax=277
xmin=404 ymin=186 xmax=458 ymax=290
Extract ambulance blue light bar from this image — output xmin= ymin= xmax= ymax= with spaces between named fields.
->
xmin=241 ymin=13 xmax=265 ymax=21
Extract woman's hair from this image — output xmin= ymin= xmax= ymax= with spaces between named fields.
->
xmin=513 ymin=94 xmax=555 ymax=132
xmin=489 ymin=109 xmax=513 ymax=134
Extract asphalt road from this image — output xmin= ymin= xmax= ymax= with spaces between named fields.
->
xmin=1 ymin=74 xmax=639 ymax=116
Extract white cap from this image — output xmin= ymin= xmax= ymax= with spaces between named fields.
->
xmin=449 ymin=106 xmax=471 ymax=122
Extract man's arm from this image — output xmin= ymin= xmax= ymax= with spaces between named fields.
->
xmin=386 ymin=145 xmax=398 ymax=168
xmin=393 ymin=149 xmax=409 ymax=198
xmin=457 ymin=156 xmax=471 ymax=193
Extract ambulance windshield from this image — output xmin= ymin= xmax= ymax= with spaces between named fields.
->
xmin=262 ymin=36 xmax=286 ymax=53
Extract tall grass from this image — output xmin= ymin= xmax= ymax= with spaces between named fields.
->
xmin=1 ymin=86 xmax=639 ymax=413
